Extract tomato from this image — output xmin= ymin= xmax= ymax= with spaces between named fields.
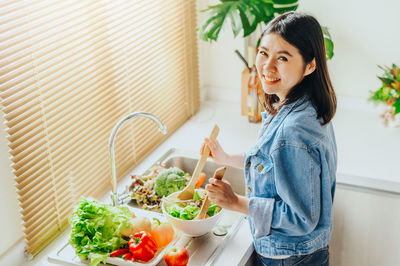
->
xmin=163 ymin=246 xmax=189 ymax=266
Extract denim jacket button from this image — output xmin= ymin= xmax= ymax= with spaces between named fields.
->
xmin=257 ymin=164 xmax=263 ymax=171
xmin=247 ymin=187 xmax=252 ymax=193
xmin=246 ymin=162 xmax=251 ymax=168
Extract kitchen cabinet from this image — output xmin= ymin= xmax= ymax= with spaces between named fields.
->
xmin=330 ymin=184 xmax=400 ymax=266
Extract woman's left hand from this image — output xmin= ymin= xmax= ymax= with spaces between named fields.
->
xmin=205 ymin=178 xmax=238 ymax=210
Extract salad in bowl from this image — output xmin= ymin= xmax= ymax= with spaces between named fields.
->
xmin=161 ymin=189 xmax=223 ymax=236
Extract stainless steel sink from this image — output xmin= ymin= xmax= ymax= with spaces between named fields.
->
xmin=151 ymin=148 xmax=245 ymax=195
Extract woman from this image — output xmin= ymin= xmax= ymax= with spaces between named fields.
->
xmin=204 ymin=11 xmax=337 ymax=266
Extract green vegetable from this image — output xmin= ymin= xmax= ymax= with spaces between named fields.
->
xmin=181 ymin=205 xmax=200 ymax=220
xmin=166 ymin=205 xmax=183 ymax=218
xmin=207 ymin=203 xmax=221 ymax=217
xmin=193 ymin=190 xmax=202 ymax=201
xmin=165 ymin=189 xmax=221 ymax=220
xmin=69 ymin=197 xmax=133 ymax=266
xmin=154 ymin=167 xmax=187 ymax=196
xmin=89 ymin=254 xmax=108 ymax=266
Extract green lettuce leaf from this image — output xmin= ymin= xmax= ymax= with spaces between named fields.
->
xmin=207 ymin=203 xmax=221 ymax=217
xmin=180 ymin=205 xmax=200 ymax=220
xmin=69 ymin=197 xmax=132 ymax=266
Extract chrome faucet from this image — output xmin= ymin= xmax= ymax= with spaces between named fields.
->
xmin=109 ymin=112 xmax=167 ymax=206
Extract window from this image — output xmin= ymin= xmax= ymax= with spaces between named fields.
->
xmin=0 ymin=0 xmax=199 ymax=256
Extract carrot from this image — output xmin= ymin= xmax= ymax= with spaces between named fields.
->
xmin=195 ymin=173 xmax=206 ymax=189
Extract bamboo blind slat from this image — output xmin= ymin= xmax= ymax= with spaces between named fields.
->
xmin=0 ymin=0 xmax=199 ymax=256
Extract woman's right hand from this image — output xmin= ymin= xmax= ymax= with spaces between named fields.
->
xmin=201 ymin=138 xmax=228 ymax=166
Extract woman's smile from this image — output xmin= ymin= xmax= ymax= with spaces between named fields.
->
xmin=261 ymin=74 xmax=281 ymax=84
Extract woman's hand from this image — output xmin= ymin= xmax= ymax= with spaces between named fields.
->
xmin=206 ymin=178 xmax=250 ymax=214
xmin=201 ymin=138 xmax=228 ymax=166
xmin=205 ymin=178 xmax=238 ymax=210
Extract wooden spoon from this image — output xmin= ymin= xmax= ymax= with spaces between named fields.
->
xmin=195 ymin=166 xmax=227 ymax=220
xmin=177 ymin=125 xmax=219 ymax=200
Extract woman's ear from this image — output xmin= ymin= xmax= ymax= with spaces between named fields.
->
xmin=304 ymin=58 xmax=316 ymax=76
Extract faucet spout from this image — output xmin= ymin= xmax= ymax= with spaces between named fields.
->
xmin=108 ymin=112 xmax=167 ymax=206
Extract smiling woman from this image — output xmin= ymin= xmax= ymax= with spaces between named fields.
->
xmin=0 ymin=0 xmax=199 ymax=257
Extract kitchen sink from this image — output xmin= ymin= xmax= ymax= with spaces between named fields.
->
xmin=48 ymin=148 xmax=248 ymax=266
xmin=126 ymin=148 xmax=246 ymax=203
xmin=160 ymin=149 xmax=246 ymax=196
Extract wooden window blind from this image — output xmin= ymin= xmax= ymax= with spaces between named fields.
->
xmin=0 ymin=0 xmax=199 ymax=256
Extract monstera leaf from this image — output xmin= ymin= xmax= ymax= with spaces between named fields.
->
xmin=198 ymin=0 xmax=297 ymax=40
xmin=198 ymin=0 xmax=334 ymax=60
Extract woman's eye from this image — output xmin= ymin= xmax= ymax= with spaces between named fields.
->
xmin=279 ymin=56 xmax=288 ymax=61
xmin=259 ymin=51 xmax=268 ymax=56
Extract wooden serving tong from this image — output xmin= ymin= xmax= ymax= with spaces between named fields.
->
xmin=195 ymin=166 xmax=227 ymax=220
xmin=177 ymin=125 xmax=219 ymax=200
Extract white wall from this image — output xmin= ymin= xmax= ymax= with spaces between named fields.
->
xmin=199 ymin=0 xmax=400 ymax=100
xmin=197 ymin=0 xmax=245 ymax=103
xmin=298 ymin=0 xmax=399 ymax=99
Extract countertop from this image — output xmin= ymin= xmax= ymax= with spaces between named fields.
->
xmin=5 ymin=98 xmax=400 ymax=266
xmin=11 ymin=100 xmax=258 ymax=266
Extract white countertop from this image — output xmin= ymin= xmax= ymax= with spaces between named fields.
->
xmin=4 ymin=98 xmax=400 ymax=266
xmin=8 ymin=100 xmax=257 ymax=266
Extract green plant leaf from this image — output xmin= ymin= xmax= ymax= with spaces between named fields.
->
xmin=257 ymin=2 xmax=274 ymax=23
xmin=228 ymin=6 xmax=243 ymax=37
xmin=198 ymin=3 xmax=235 ymax=42
xmin=321 ymin=26 xmax=331 ymax=39
xmin=369 ymin=86 xmax=392 ymax=103
xmin=272 ymin=0 xmax=298 ymax=4
xmin=380 ymin=65 xmax=395 ymax=79
xmin=321 ymin=26 xmax=334 ymax=60
xmin=273 ymin=5 xmax=299 ymax=14
xmin=378 ymin=76 xmax=394 ymax=85
xmin=324 ymin=38 xmax=334 ymax=60
xmin=198 ymin=0 xmax=334 ymax=60
xmin=237 ymin=3 xmax=258 ymax=37
xmin=272 ymin=0 xmax=299 ymax=14
xmin=394 ymin=98 xmax=400 ymax=115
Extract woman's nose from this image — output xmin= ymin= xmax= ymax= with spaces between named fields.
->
xmin=263 ymin=59 xmax=276 ymax=72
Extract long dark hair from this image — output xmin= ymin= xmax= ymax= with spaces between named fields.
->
xmin=259 ymin=11 xmax=336 ymax=125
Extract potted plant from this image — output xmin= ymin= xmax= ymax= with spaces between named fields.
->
xmin=198 ymin=0 xmax=334 ymax=60
xmin=369 ymin=64 xmax=400 ymax=127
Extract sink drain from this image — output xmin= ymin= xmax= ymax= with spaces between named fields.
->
xmin=213 ymin=225 xmax=228 ymax=236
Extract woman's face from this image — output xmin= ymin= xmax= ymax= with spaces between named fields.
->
xmin=255 ymin=33 xmax=315 ymax=101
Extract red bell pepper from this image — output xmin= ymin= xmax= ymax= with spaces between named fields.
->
xmin=164 ymin=246 xmax=189 ymax=266
xmin=129 ymin=231 xmax=158 ymax=262
xmin=110 ymin=248 xmax=129 ymax=257
xmin=123 ymin=252 xmax=132 ymax=261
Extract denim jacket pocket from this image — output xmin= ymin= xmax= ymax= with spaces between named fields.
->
xmin=258 ymin=160 xmax=273 ymax=175
xmin=251 ymin=156 xmax=275 ymax=197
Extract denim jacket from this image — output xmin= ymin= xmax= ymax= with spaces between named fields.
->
xmin=244 ymin=95 xmax=337 ymax=257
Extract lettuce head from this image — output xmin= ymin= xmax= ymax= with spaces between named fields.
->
xmin=154 ymin=167 xmax=186 ymax=196
xmin=68 ymin=197 xmax=132 ymax=266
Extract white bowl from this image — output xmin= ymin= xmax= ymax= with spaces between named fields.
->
xmin=161 ymin=191 xmax=223 ymax=237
